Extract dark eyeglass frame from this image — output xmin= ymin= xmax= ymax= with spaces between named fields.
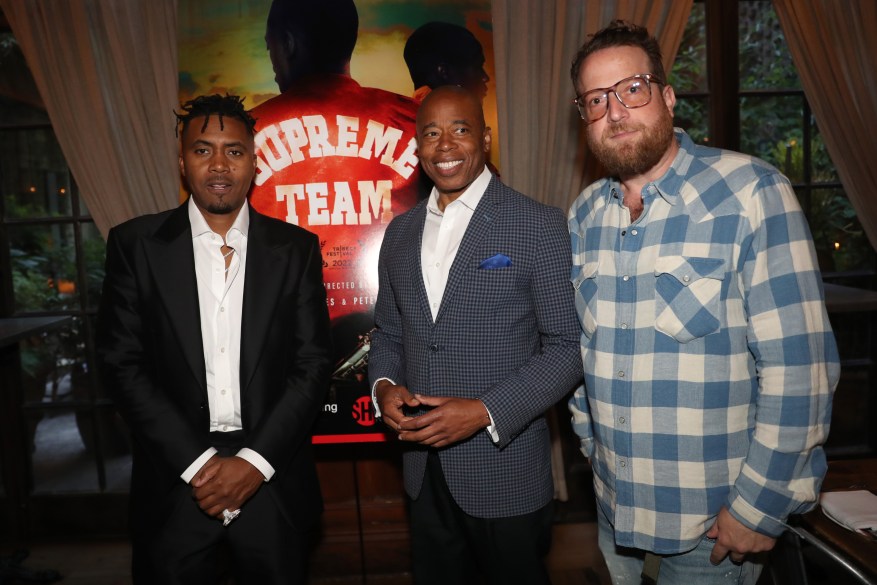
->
xmin=573 ymin=74 xmax=664 ymax=123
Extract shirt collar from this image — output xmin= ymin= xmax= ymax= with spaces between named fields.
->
xmin=426 ymin=165 xmax=492 ymax=216
xmin=188 ymin=196 xmax=250 ymax=240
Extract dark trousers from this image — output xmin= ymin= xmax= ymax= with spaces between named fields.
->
xmin=410 ymin=452 xmax=554 ymax=585
xmin=132 ymin=432 xmax=310 ymax=585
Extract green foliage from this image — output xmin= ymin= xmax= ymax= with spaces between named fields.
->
xmin=738 ymin=1 xmax=800 ymax=91
xmin=667 ymin=0 xmax=876 ymax=273
xmin=768 ymin=137 xmax=871 ymax=273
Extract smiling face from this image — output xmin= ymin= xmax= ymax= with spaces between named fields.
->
xmin=179 ymin=115 xmax=256 ymax=220
xmin=415 ymin=86 xmax=491 ymax=205
xmin=578 ymin=45 xmax=677 ymax=180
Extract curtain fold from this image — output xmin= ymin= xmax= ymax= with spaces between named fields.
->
xmin=492 ymin=0 xmax=693 ymax=211
xmin=0 ymin=0 xmax=180 ymax=237
xmin=773 ymin=0 xmax=877 ymax=252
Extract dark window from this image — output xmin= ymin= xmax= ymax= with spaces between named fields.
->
xmin=0 ymin=27 xmax=127 ymax=503
xmin=669 ymin=0 xmax=875 ymax=279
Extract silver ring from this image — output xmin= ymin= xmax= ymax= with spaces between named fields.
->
xmin=222 ymin=508 xmax=241 ymax=526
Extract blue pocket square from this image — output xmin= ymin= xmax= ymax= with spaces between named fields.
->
xmin=479 ymin=253 xmax=512 ymax=269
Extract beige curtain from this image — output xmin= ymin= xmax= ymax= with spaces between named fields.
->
xmin=0 ymin=0 xmax=180 ymax=237
xmin=773 ymin=0 xmax=877 ymax=252
xmin=492 ymin=0 xmax=693 ymax=212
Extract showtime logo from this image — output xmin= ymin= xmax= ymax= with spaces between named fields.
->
xmin=352 ymin=396 xmax=376 ymax=427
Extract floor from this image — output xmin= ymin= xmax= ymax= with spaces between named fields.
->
xmin=0 ymin=522 xmax=609 ymax=585
xmin=2 ymin=398 xmax=860 ymax=584
xmin=2 ymin=522 xmax=862 ymax=585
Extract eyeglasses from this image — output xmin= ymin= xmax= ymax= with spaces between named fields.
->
xmin=573 ymin=74 xmax=664 ymax=123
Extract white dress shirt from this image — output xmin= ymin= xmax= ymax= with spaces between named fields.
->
xmin=373 ymin=167 xmax=498 ymax=440
xmin=180 ymin=198 xmax=274 ymax=483
xmin=421 ymin=166 xmax=491 ymax=320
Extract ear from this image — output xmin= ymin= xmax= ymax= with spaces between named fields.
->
xmin=179 ymin=154 xmax=186 ymax=178
xmin=482 ymin=126 xmax=492 ymax=153
xmin=436 ymin=63 xmax=451 ymax=84
xmin=282 ymin=30 xmax=296 ymax=56
xmin=662 ymin=84 xmax=677 ymax=118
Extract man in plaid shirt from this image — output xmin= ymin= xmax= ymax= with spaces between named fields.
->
xmin=567 ymin=21 xmax=839 ymax=584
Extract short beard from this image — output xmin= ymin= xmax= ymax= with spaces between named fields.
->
xmin=205 ymin=200 xmax=235 ymax=215
xmin=587 ymin=109 xmax=675 ymax=179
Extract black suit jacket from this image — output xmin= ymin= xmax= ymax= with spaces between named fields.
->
xmin=96 ymin=202 xmax=332 ymax=535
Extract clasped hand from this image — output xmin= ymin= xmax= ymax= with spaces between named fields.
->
xmin=191 ymin=455 xmax=264 ymax=520
xmin=375 ymin=381 xmax=489 ymax=448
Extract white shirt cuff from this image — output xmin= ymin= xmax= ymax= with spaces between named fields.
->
xmin=484 ymin=404 xmax=499 ymax=443
xmin=182 ymin=447 xmax=218 ymax=484
xmin=236 ymin=448 xmax=275 ymax=481
xmin=371 ymin=377 xmax=396 ymax=419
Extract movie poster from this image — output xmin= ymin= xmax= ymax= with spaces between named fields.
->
xmin=179 ymin=0 xmax=495 ymax=441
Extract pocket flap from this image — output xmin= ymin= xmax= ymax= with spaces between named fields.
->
xmin=654 ymin=256 xmax=724 ymax=286
xmin=571 ymin=261 xmax=599 ymax=290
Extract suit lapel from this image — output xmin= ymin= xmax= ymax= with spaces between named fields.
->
xmin=240 ymin=209 xmax=285 ymax=392
xmin=406 ymin=202 xmax=434 ymax=324
xmin=144 ymin=203 xmax=205 ymax=391
xmin=435 ymin=177 xmax=501 ymax=324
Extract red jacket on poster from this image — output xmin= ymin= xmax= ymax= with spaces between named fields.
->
xmin=250 ymin=74 xmax=422 ymax=356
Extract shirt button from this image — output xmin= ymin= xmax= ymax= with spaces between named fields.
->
xmin=621 ymin=322 xmax=628 ymax=329
xmin=220 ymin=347 xmax=225 ymax=353
xmin=221 ymin=389 xmax=227 ymax=395
xmin=683 ymin=275 xmax=691 ymax=282
xmin=631 ymin=229 xmax=638 ymax=236
xmin=220 ymin=306 xmax=225 ymax=312
xmin=430 ymin=344 xmax=438 ymax=351
xmin=618 ymin=416 xmax=625 ymax=424
xmin=619 ymin=460 xmax=627 ymax=468
xmin=435 ymin=262 xmax=440 ymax=268
xmin=618 ymin=371 xmax=625 ymax=378
xmin=622 ymin=275 xmax=630 ymax=282
xmin=222 ymin=425 xmax=228 ymax=431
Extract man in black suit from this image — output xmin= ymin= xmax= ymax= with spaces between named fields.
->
xmin=96 ymin=94 xmax=332 ymax=585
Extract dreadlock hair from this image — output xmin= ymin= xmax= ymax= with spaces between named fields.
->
xmin=174 ymin=94 xmax=258 ymax=138
xmin=569 ymin=20 xmax=666 ymax=93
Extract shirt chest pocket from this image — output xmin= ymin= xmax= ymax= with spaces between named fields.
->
xmin=654 ymin=256 xmax=725 ymax=343
xmin=571 ymin=261 xmax=599 ymax=338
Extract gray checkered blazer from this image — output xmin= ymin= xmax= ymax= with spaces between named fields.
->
xmin=369 ymin=176 xmax=583 ymax=518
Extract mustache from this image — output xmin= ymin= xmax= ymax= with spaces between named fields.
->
xmin=603 ymin=122 xmax=643 ymax=138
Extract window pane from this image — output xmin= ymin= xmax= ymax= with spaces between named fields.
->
xmin=738 ymin=0 xmax=800 ymax=91
xmin=82 ymin=222 xmax=106 ymax=310
xmin=809 ymin=188 xmax=873 ymax=273
xmin=29 ymin=410 xmax=99 ymax=493
xmin=20 ymin=319 xmax=90 ymax=405
xmin=669 ymin=2 xmax=706 ymax=93
xmin=739 ymin=95 xmax=804 ymax=169
xmin=674 ymin=97 xmax=709 ymax=145
xmin=1 ymin=128 xmax=73 ymax=219
xmin=0 ymin=95 xmax=50 ymax=127
xmin=78 ymin=187 xmax=92 ymax=218
xmin=9 ymin=223 xmax=80 ymax=312
xmin=811 ymin=118 xmax=840 ymax=184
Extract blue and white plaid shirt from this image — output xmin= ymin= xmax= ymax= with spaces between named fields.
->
xmin=568 ymin=129 xmax=839 ymax=554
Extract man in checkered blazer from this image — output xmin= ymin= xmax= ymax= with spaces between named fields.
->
xmin=369 ymin=86 xmax=582 ymax=585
